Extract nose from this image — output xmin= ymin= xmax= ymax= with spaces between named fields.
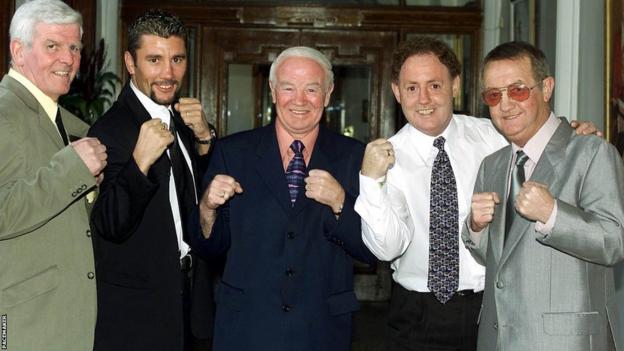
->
xmin=58 ymin=46 xmax=75 ymax=66
xmin=294 ymin=88 xmax=306 ymax=105
xmin=418 ymin=86 xmax=431 ymax=105
xmin=499 ymin=90 xmax=514 ymax=112
xmin=161 ymin=61 xmax=174 ymax=79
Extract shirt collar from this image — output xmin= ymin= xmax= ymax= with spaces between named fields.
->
xmin=406 ymin=114 xmax=457 ymax=157
xmin=274 ymin=120 xmax=319 ymax=167
xmin=511 ymin=112 xmax=560 ymax=164
xmin=129 ymin=80 xmax=173 ymax=125
xmin=8 ymin=68 xmax=58 ymax=123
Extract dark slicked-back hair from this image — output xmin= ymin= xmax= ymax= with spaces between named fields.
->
xmin=482 ymin=41 xmax=550 ymax=84
xmin=127 ymin=9 xmax=186 ymax=60
xmin=391 ymin=36 xmax=461 ymax=83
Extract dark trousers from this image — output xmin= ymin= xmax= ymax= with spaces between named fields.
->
xmin=386 ymin=283 xmax=482 ymax=351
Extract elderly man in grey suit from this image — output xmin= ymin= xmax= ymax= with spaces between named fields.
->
xmin=465 ymin=41 xmax=624 ymax=351
xmin=0 ymin=1 xmax=107 ymax=350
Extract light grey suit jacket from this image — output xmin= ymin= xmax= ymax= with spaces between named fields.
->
xmin=463 ymin=118 xmax=624 ymax=351
xmin=0 ymin=75 xmax=97 ymax=350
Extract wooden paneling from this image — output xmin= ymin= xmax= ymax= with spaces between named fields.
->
xmin=0 ymin=0 xmax=14 ymax=76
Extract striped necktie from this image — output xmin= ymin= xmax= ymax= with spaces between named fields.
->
xmin=285 ymin=140 xmax=306 ymax=206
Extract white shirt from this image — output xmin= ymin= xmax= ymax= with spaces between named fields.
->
xmin=355 ymin=114 xmax=508 ymax=292
xmin=130 ymin=81 xmax=195 ymax=258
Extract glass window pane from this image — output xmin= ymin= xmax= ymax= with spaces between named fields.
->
xmin=226 ymin=64 xmax=256 ymax=135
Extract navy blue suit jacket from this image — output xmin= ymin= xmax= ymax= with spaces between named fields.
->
xmin=192 ymin=123 xmax=376 ymax=351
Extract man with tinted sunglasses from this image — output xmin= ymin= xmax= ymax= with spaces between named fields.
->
xmin=465 ymin=41 xmax=624 ymax=350
xmin=354 ymin=37 xmax=599 ymax=351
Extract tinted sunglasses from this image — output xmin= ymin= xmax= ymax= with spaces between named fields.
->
xmin=481 ymin=82 xmax=542 ymax=107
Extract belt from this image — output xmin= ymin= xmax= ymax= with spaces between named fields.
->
xmin=455 ymin=289 xmax=482 ymax=297
xmin=180 ymin=254 xmax=193 ymax=272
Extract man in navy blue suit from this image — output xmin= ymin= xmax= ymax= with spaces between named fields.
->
xmin=192 ymin=46 xmax=376 ymax=351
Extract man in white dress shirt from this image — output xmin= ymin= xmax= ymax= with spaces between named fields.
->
xmin=354 ymin=37 xmax=596 ymax=351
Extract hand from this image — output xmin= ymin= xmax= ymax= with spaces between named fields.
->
xmin=132 ymin=119 xmax=174 ymax=175
xmin=570 ymin=120 xmax=603 ymax=137
xmin=201 ymin=174 xmax=243 ymax=210
xmin=304 ymin=169 xmax=345 ymax=214
xmin=361 ymin=139 xmax=395 ymax=179
xmin=175 ymin=98 xmax=211 ymax=141
xmin=515 ymin=181 xmax=554 ymax=223
xmin=71 ymin=137 xmax=107 ymax=178
xmin=470 ymin=192 xmax=500 ymax=232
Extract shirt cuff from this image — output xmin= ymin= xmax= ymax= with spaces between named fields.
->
xmin=467 ymin=217 xmax=484 ymax=246
xmin=535 ymin=201 xmax=557 ymax=235
xmin=358 ymin=172 xmax=385 ymax=205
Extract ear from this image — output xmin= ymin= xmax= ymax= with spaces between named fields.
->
xmin=124 ymin=51 xmax=136 ymax=76
xmin=269 ymin=80 xmax=277 ymax=104
xmin=9 ymin=39 xmax=25 ymax=67
xmin=541 ymin=76 xmax=555 ymax=102
xmin=451 ymin=75 xmax=460 ymax=97
xmin=391 ymin=82 xmax=401 ymax=104
xmin=323 ymin=83 xmax=334 ymax=107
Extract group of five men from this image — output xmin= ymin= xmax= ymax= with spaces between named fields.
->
xmin=1 ymin=1 xmax=623 ymax=351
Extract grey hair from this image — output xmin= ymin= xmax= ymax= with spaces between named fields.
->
xmin=269 ymin=46 xmax=334 ymax=90
xmin=10 ymin=0 xmax=83 ymax=47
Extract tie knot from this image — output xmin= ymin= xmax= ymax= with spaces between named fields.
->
xmin=515 ymin=150 xmax=529 ymax=167
xmin=433 ymin=136 xmax=446 ymax=151
xmin=290 ymin=140 xmax=305 ymax=155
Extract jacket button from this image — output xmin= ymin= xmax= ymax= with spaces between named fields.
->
xmin=285 ymin=268 xmax=294 ymax=277
xmin=496 ymin=281 xmax=504 ymax=289
xmin=86 ymin=229 xmax=91 ymax=237
xmin=282 ymin=304 xmax=291 ymax=312
xmin=87 ymin=272 xmax=95 ymax=279
xmin=287 ymin=232 xmax=295 ymax=239
xmin=81 ymin=184 xmax=87 ymax=190
xmin=71 ymin=191 xmax=77 ymax=197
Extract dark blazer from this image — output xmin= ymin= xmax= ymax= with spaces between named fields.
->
xmin=191 ymin=123 xmax=376 ymax=351
xmin=88 ymin=84 xmax=213 ymax=351
xmin=463 ymin=118 xmax=624 ymax=351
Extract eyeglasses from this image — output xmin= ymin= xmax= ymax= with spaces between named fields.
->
xmin=481 ymin=82 xmax=542 ymax=107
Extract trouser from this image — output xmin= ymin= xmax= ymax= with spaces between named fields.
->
xmin=386 ymin=283 xmax=482 ymax=351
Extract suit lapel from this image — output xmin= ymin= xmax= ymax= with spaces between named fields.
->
xmin=2 ymin=76 xmax=65 ymax=149
xmin=499 ymin=119 xmax=572 ymax=266
xmin=489 ymin=148 xmax=513 ymax=264
xmin=254 ymin=125 xmax=294 ymax=215
xmin=118 ymin=84 xmax=171 ymax=179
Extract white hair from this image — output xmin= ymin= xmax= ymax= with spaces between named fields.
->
xmin=10 ymin=0 xmax=83 ymax=47
xmin=269 ymin=46 xmax=334 ymax=90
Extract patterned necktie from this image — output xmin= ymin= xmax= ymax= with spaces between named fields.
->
xmin=285 ymin=140 xmax=306 ymax=206
xmin=55 ymin=108 xmax=69 ymax=146
xmin=168 ymin=112 xmax=197 ymax=241
xmin=505 ymin=150 xmax=529 ymax=243
xmin=427 ymin=136 xmax=459 ymax=304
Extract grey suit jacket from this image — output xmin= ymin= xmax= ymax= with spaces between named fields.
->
xmin=463 ymin=118 xmax=624 ymax=351
xmin=0 ymin=75 xmax=97 ymax=351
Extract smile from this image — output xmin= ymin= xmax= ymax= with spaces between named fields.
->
xmin=417 ymin=107 xmax=434 ymax=115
